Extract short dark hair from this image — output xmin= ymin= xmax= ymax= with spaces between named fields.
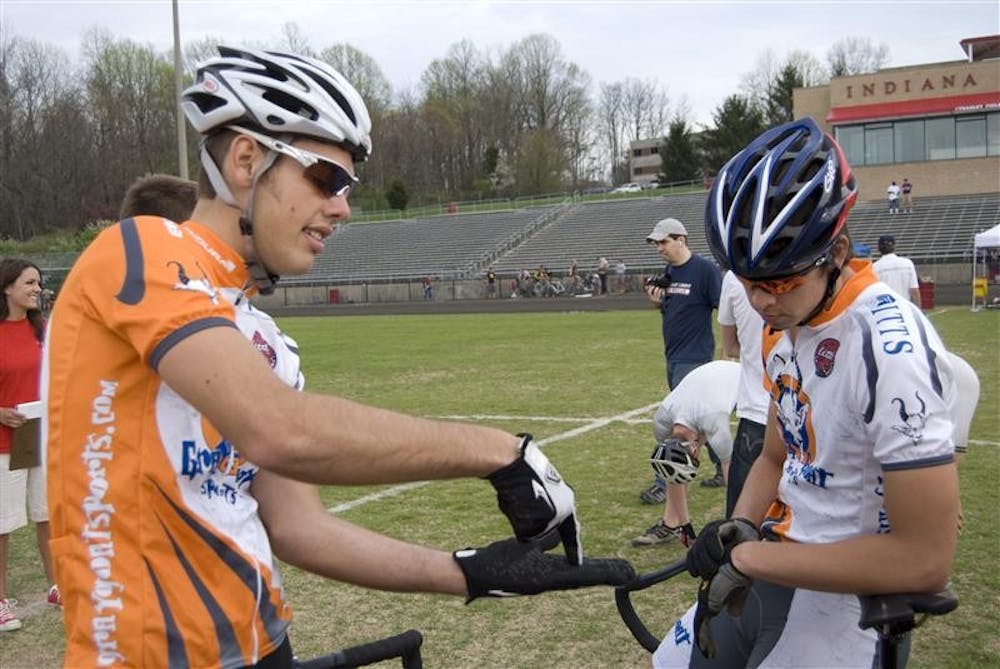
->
xmin=119 ymin=173 xmax=198 ymax=221
xmin=195 ymin=129 xmax=242 ymax=199
xmin=878 ymin=235 xmax=896 ymax=254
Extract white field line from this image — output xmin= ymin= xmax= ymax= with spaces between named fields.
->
xmin=433 ymin=414 xmax=606 ymax=423
xmin=326 ymin=403 xmax=659 ymax=514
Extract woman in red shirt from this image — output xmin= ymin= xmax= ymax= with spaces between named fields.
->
xmin=0 ymin=258 xmax=58 ymax=632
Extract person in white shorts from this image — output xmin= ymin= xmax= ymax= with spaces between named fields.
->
xmin=631 ymin=360 xmax=738 ymax=548
xmin=654 ymin=117 xmax=960 ymax=668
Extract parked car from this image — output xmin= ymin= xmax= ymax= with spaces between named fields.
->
xmin=612 ymin=182 xmax=642 ymax=193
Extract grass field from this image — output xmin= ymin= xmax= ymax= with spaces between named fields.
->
xmin=2 ymin=307 xmax=996 ymax=668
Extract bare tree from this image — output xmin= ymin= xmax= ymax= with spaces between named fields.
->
xmin=827 ymin=37 xmax=890 ymax=77
xmin=320 ymin=43 xmax=393 ymax=112
xmin=597 ymin=81 xmax=624 ymax=184
xmin=83 ymin=29 xmax=179 ymax=215
xmin=276 ymin=22 xmax=315 ymax=57
xmin=621 ymin=77 xmax=669 ymax=142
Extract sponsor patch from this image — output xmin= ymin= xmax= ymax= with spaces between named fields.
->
xmin=814 ymin=338 xmax=839 ymax=377
xmin=252 ymin=331 xmax=277 ymax=368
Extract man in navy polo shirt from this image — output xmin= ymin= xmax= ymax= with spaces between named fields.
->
xmin=640 ymin=218 xmax=722 ymax=505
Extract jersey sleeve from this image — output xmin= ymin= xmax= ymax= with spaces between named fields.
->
xmin=75 ymin=217 xmax=238 ymax=368
xmin=853 ymin=299 xmax=955 ymax=470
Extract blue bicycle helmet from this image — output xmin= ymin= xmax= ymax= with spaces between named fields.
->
xmin=705 ymin=117 xmax=857 ymax=280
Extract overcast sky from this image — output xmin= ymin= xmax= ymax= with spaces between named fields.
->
xmin=2 ymin=1 xmax=997 ymax=125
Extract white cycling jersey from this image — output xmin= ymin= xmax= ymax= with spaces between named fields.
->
xmin=760 ymin=261 xmax=955 ymax=544
xmin=655 ymin=261 xmax=958 ymax=669
xmin=653 ymin=360 xmax=738 ymax=460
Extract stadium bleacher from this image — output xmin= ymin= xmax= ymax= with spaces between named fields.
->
xmin=274 ymin=191 xmax=1000 ymax=285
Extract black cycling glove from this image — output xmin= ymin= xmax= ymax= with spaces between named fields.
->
xmin=453 ymin=533 xmax=634 ymax=603
xmin=685 ymin=517 xmax=760 ymax=579
xmin=693 ymin=563 xmax=752 ymax=658
xmin=488 ymin=434 xmax=582 ymax=565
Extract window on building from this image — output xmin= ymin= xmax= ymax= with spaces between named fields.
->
xmin=988 ymin=114 xmax=1000 ymax=156
xmin=956 ymin=115 xmax=987 ymax=158
xmin=836 ymin=125 xmax=865 ymax=167
xmin=925 ymin=117 xmax=957 ymax=160
xmin=833 ymin=112 xmax=1000 ymax=164
xmin=864 ymin=123 xmax=894 ymax=164
xmin=894 ymin=120 xmax=925 ymax=164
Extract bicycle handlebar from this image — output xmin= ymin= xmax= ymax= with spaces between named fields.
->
xmin=614 ymin=557 xmax=688 ymax=654
xmin=616 ymin=556 xmax=960 ymax=664
xmin=297 ymin=629 xmax=424 ymax=669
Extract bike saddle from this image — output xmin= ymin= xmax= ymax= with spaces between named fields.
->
xmin=857 ymin=589 xmax=959 ymax=631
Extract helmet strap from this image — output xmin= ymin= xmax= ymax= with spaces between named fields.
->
xmin=238 ymin=145 xmax=284 ymax=295
xmin=797 ymin=262 xmax=842 ymax=327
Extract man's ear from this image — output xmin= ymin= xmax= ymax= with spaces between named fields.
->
xmin=831 ymin=234 xmax=852 ymax=266
xmin=224 ymin=134 xmax=263 ymax=191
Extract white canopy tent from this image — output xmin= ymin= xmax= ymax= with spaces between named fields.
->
xmin=974 ymin=223 xmax=1000 ymax=250
xmin=972 ymin=223 xmax=1000 ymax=309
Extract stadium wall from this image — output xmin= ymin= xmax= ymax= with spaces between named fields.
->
xmin=252 ymin=262 xmax=975 ymax=310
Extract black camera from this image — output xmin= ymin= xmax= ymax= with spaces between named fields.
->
xmin=644 ymin=272 xmax=672 ymax=290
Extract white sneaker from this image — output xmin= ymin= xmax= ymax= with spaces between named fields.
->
xmin=0 ymin=598 xmax=22 ymax=632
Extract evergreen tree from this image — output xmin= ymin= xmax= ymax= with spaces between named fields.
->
xmin=700 ymin=95 xmax=766 ymax=175
xmin=765 ymin=62 xmax=804 ymax=126
xmin=658 ymin=117 xmax=699 ymax=183
xmin=385 ymin=179 xmax=409 ymax=211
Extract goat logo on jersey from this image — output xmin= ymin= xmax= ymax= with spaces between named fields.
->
xmin=890 ymin=391 xmax=927 ymax=444
xmin=814 ymin=338 xmax=840 ymax=378
xmin=772 ymin=355 xmax=817 ymax=464
xmin=168 ymin=260 xmax=219 ymax=304
xmin=251 ymin=331 xmax=277 ymax=368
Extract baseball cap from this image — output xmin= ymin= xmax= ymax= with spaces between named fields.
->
xmin=647 ymin=218 xmax=688 ymax=242
xmin=878 ymin=234 xmax=895 ymax=244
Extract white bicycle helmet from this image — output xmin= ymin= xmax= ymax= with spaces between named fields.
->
xmin=649 ymin=438 xmax=700 ymax=485
xmin=182 ymin=46 xmax=372 ymax=162
xmin=181 ymin=46 xmax=373 ymax=294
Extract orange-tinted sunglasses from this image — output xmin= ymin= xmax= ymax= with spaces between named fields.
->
xmin=738 ymin=263 xmax=822 ymax=296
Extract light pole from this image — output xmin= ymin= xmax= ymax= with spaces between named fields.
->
xmin=172 ymin=0 xmax=188 ymax=179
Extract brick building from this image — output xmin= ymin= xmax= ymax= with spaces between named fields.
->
xmin=794 ymin=34 xmax=1000 ymax=200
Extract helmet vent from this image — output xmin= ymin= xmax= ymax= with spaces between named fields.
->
xmin=300 ymin=70 xmax=358 ymax=125
xmin=262 ymin=89 xmax=318 ymax=122
xmin=187 ymin=91 xmax=227 ymax=113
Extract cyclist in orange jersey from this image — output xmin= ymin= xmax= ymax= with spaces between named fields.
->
xmin=44 ymin=47 xmax=632 ymax=668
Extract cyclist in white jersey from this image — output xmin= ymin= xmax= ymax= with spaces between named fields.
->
xmin=654 ymin=117 xmax=959 ymax=668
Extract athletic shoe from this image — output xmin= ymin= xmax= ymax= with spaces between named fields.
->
xmin=631 ymin=520 xmax=697 ymax=548
xmin=699 ymin=473 xmax=725 ymax=488
xmin=639 ymin=485 xmax=666 ymax=505
xmin=47 ymin=585 xmax=62 ymax=607
xmin=0 ymin=598 xmax=22 ymax=632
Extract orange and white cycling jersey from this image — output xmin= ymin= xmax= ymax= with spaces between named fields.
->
xmin=44 ymin=216 xmax=298 ymax=668
xmin=760 ymin=260 xmax=955 ymax=544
